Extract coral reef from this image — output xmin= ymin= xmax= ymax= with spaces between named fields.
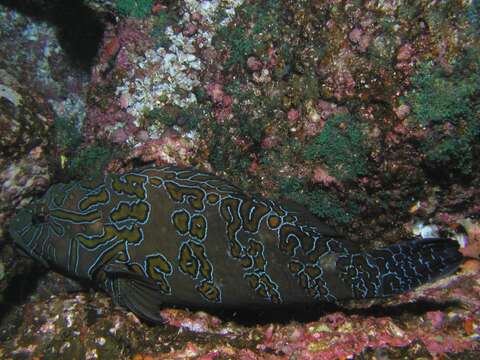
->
xmin=0 ymin=0 xmax=479 ymax=358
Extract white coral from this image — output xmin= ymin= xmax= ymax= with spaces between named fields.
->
xmin=116 ymin=0 xmax=245 ymax=118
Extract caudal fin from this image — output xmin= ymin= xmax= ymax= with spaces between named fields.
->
xmin=336 ymin=238 xmax=464 ymax=299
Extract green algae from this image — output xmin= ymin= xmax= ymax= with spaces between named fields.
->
xmin=152 ymin=9 xmax=179 ymax=48
xmin=302 ymin=190 xmax=354 ymax=224
xmin=65 ymin=144 xmax=115 ymax=181
xmin=409 ymin=63 xmax=478 ymax=126
xmin=407 ymin=52 xmax=480 ymax=177
xmin=215 ymin=0 xmax=281 ymax=68
xmin=218 ymin=26 xmax=257 ymax=69
xmin=290 ymin=74 xmax=320 ymax=104
xmin=207 ymin=120 xmax=251 ymax=176
xmin=235 ymin=98 xmax=279 ymax=144
xmin=279 ymin=177 xmax=356 ymax=224
xmin=143 ymin=102 xmax=211 ymax=131
xmin=54 ymin=116 xmax=82 ymax=151
xmin=304 ymin=114 xmax=369 ymax=183
xmin=116 ymin=0 xmax=152 ymax=18
xmin=54 ymin=115 xmax=115 ymax=181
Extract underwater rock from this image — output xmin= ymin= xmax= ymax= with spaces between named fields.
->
xmin=0 ymin=69 xmax=53 ymax=241
xmin=0 ymin=72 xmax=53 ymax=333
xmin=0 ymin=268 xmax=478 ymax=358
xmin=0 ymin=72 xmax=52 ymax=164
xmin=0 ymin=69 xmax=53 ymax=308
xmin=0 ymin=2 xmax=92 ymax=235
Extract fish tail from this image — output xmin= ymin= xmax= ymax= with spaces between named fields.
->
xmin=336 ymin=238 xmax=463 ymax=299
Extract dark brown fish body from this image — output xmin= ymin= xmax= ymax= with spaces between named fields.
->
xmin=9 ymin=166 xmax=463 ymax=322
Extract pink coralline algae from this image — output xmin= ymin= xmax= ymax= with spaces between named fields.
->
xmin=206 ymin=83 xmax=225 ymax=103
xmin=287 ymin=108 xmax=300 ymax=124
xmin=128 ymin=129 xmax=198 ymax=166
xmin=207 ymin=83 xmax=233 ymax=123
xmin=214 ymin=106 xmax=233 ymax=124
xmin=1 ymin=0 xmax=480 ymax=358
xmin=259 ymin=314 xmax=417 ymax=359
xmin=4 ymin=266 xmax=477 ymax=359
xmin=397 ymin=43 xmax=415 ymax=62
xmin=300 ymin=100 xmax=348 ymax=138
xmin=393 ymin=104 xmax=411 ymax=120
xmin=261 ymin=134 xmax=281 ymax=150
xmin=247 ymin=56 xmax=263 ymax=72
xmin=312 ymin=166 xmax=341 ymax=188
xmin=395 ymin=42 xmax=417 ymax=76
xmin=316 ymin=100 xmax=348 ymax=121
xmin=183 ymin=22 xmax=198 ymax=37
xmin=145 ymin=271 xmax=480 ymax=359
xmin=0 ymin=148 xmax=51 ymax=241
xmin=84 ymin=105 xmax=138 ymax=143
xmin=86 ymin=17 xmax=158 ymax=145
xmin=348 ymin=27 xmax=371 ymax=53
xmin=385 ymin=120 xmax=409 ymax=145
xmin=0 ymin=69 xmax=54 ymax=241
xmin=459 ymin=220 xmax=480 ymax=259
xmin=332 ymin=70 xmax=356 ymax=101
xmin=93 ymin=18 xmax=153 ymax=79
xmin=261 ymin=126 xmax=282 ymax=149
xmin=159 ymin=309 xmax=229 ymax=335
xmin=267 ymin=46 xmax=277 ymax=67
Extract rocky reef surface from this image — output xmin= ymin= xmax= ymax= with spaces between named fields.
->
xmin=1 ymin=267 xmax=479 ymax=359
xmin=0 ymin=0 xmax=479 ymax=358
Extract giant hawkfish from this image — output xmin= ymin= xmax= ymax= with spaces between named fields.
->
xmin=9 ymin=165 xmax=464 ymax=322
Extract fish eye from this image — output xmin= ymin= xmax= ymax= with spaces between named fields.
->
xmin=32 ymin=212 xmax=47 ymax=225
xmin=32 ymin=204 xmax=49 ymax=225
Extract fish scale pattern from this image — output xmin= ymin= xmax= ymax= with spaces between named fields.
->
xmin=336 ymin=239 xmax=463 ymax=298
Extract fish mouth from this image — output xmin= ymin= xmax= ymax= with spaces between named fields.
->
xmin=13 ymin=245 xmax=31 ymax=259
xmin=9 ymin=208 xmax=34 ymax=243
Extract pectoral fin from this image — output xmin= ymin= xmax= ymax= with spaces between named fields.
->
xmin=103 ymin=263 xmax=166 ymax=323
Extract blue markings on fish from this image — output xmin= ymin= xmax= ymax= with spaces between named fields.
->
xmin=9 ymin=165 xmax=464 ymax=322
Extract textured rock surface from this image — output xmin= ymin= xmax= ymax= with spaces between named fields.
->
xmin=0 ymin=70 xmax=53 ymax=295
xmin=0 ymin=0 xmax=89 ymax=314
xmin=0 ymin=269 xmax=479 ymax=358
xmin=0 ymin=0 xmax=479 ymax=358
xmin=0 ymin=70 xmax=53 ymax=215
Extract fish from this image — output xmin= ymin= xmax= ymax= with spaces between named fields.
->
xmin=9 ymin=165 xmax=464 ymax=322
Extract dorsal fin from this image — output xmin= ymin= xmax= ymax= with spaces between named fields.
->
xmin=278 ymin=196 xmax=338 ymax=237
xmin=278 ymin=196 xmax=361 ymax=252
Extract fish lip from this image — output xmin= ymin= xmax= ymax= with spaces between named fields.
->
xmin=9 ymin=208 xmax=33 ymax=241
xmin=13 ymin=244 xmax=31 ymax=258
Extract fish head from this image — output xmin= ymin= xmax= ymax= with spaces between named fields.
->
xmin=9 ymin=198 xmax=66 ymax=269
